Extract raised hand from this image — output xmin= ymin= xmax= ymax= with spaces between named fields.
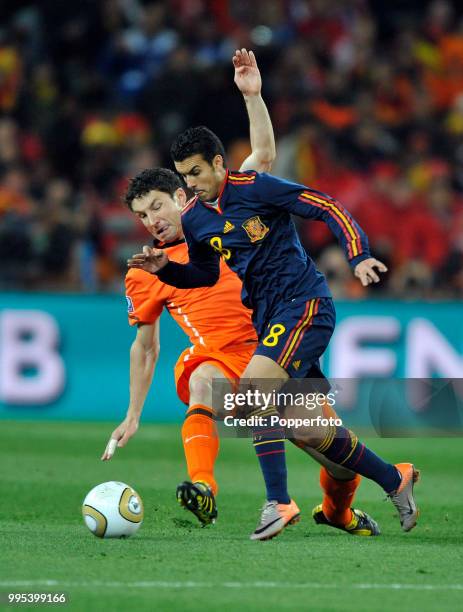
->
xmin=354 ymin=258 xmax=388 ymax=287
xmin=128 ymin=245 xmax=168 ymax=274
xmin=233 ymin=48 xmax=262 ymax=97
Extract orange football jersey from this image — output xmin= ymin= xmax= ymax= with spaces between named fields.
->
xmin=125 ymin=240 xmax=257 ymax=351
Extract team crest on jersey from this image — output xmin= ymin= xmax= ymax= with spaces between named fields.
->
xmin=242 ymin=216 xmax=269 ymax=243
xmin=126 ymin=295 xmax=134 ymax=313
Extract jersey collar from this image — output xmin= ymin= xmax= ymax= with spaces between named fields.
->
xmin=200 ymin=170 xmax=229 ymax=214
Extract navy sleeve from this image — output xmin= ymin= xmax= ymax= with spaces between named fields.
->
xmin=256 ymin=173 xmax=370 ymax=267
xmin=156 ymin=225 xmax=220 ymax=288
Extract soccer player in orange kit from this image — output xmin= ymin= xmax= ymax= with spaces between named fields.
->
xmin=101 ymin=49 xmax=379 ymax=537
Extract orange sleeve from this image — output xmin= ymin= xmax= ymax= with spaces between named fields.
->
xmin=125 ymin=268 xmax=166 ymax=326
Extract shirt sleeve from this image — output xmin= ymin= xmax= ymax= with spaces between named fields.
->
xmin=125 ymin=269 xmax=165 ymax=326
xmin=156 ymin=223 xmax=220 ymax=288
xmin=256 ymin=173 xmax=371 ymax=267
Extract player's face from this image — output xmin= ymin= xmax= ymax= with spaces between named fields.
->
xmin=174 ymin=154 xmax=226 ymax=202
xmin=131 ymin=188 xmax=185 ymax=243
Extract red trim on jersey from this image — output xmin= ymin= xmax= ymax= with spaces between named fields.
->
xmin=298 ymin=191 xmax=363 ymax=259
xmin=200 ymin=170 xmax=228 ymax=214
xmin=309 ymin=191 xmax=362 ymax=248
xmin=202 ymin=201 xmax=223 ymax=213
xmin=298 ymin=195 xmax=354 ymax=258
xmin=228 ymin=170 xmax=256 ymax=186
xmin=181 ymin=195 xmax=198 ymax=216
xmin=228 ymin=171 xmax=257 ymax=179
xmin=276 ymin=299 xmax=312 ymax=365
xmin=216 ymin=170 xmax=229 ymax=212
xmin=228 ymin=179 xmax=256 ymax=186
xmin=285 ymin=298 xmax=320 ymax=366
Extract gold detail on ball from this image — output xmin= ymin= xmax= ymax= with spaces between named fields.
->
xmin=82 ymin=505 xmax=107 ymax=537
xmin=119 ymin=487 xmax=144 ymax=523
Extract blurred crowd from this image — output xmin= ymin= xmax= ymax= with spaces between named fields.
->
xmin=1 ymin=0 xmax=463 ymax=297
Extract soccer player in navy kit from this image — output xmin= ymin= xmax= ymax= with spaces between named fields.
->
xmin=129 ymin=128 xmax=419 ymax=541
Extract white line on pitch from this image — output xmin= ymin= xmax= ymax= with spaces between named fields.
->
xmin=1 ymin=581 xmax=463 ymax=591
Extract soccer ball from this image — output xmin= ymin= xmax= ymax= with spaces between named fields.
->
xmin=82 ymin=481 xmax=144 ymax=538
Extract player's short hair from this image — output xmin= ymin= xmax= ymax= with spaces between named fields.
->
xmin=124 ymin=168 xmax=183 ymax=209
xmin=170 ymin=126 xmax=227 ymax=166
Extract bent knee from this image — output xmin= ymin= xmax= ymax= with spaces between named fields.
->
xmin=189 ymin=373 xmax=213 ymax=404
xmin=289 ymin=425 xmax=327 ymax=449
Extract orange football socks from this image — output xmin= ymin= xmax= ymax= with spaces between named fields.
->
xmin=181 ymin=404 xmax=219 ymax=495
xmin=320 ymin=467 xmax=361 ymax=526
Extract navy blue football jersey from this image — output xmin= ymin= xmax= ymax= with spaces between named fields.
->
xmin=157 ymin=170 xmax=370 ymax=336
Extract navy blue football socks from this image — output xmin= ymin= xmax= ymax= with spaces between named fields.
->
xmin=251 ymin=406 xmax=291 ymax=504
xmin=316 ymin=425 xmax=401 ymax=493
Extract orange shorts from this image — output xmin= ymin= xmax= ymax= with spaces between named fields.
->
xmin=174 ymin=343 xmax=256 ymax=405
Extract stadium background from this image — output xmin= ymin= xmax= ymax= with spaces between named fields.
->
xmin=1 ymin=3 xmax=463 ymax=611
xmin=1 ymin=0 xmax=462 ymax=419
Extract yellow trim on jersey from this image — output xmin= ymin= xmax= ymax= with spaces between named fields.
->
xmin=280 ymin=299 xmax=316 ymax=368
xmin=300 ymin=192 xmax=359 ymax=256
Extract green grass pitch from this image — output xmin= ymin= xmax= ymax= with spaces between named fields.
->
xmin=0 ymin=421 xmax=462 ymax=611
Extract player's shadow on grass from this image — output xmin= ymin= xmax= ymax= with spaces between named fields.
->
xmin=171 ymin=517 xmax=201 ymax=530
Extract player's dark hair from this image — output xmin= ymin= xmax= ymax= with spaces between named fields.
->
xmin=124 ymin=168 xmax=183 ymax=210
xmin=170 ymin=126 xmax=227 ymax=167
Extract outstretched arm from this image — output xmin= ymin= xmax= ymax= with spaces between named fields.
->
xmin=102 ymin=319 xmax=160 ymax=460
xmin=233 ymin=49 xmax=276 ymax=173
xmin=255 ymin=173 xmax=388 ymax=287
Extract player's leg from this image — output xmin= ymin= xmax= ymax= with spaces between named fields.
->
xmin=240 ymin=352 xmax=300 ymax=540
xmin=244 ymin=298 xmax=334 ymax=540
xmin=261 ymin=297 xmax=418 ymax=532
xmin=292 ymin=443 xmax=380 ymax=536
xmin=288 ymin=399 xmax=419 ymax=531
xmin=287 ymin=394 xmax=418 ymax=531
xmin=290 ymin=397 xmax=379 ymax=535
xmin=224 ymin=344 xmax=376 ymax=536
xmin=241 ymin=354 xmax=291 ymax=499
xmin=244 ymin=297 xmax=342 ymax=540
xmin=292 ymin=393 xmax=363 ymax=527
xmin=176 ymin=361 xmax=229 ymax=525
xmin=308 ymin=423 xmax=419 ymax=531
xmin=182 ymin=362 xmax=223 ymax=493
xmin=287 ymin=395 xmax=419 ymax=531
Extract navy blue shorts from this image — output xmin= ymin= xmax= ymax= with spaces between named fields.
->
xmin=254 ymin=297 xmax=335 ymax=379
